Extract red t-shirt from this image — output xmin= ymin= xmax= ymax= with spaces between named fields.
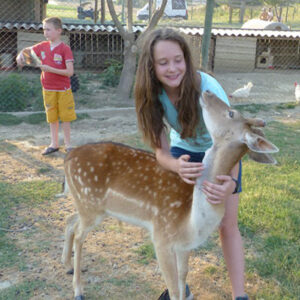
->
xmin=32 ymin=41 xmax=74 ymax=91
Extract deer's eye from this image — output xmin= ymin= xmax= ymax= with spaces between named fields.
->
xmin=229 ymin=110 xmax=234 ymax=118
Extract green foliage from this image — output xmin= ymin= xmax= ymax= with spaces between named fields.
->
xmin=100 ymin=59 xmax=123 ymax=88
xmin=0 ymin=74 xmax=31 ymax=112
xmin=0 ymin=113 xmax=22 ymax=125
xmin=0 ymin=73 xmax=42 ymax=112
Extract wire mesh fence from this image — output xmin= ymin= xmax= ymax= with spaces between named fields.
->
xmin=0 ymin=0 xmax=299 ymax=112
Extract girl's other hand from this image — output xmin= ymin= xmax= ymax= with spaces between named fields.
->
xmin=202 ymin=175 xmax=236 ymax=204
xmin=177 ymin=154 xmax=204 ymax=185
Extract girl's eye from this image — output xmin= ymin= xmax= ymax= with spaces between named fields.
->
xmin=229 ymin=111 xmax=234 ymax=118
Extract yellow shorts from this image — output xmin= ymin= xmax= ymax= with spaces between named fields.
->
xmin=42 ymin=89 xmax=77 ymax=123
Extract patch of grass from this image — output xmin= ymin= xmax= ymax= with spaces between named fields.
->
xmin=233 ymin=103 xmax=272 ymax=114
xmin=0 ymin=112 xmax=90 ymax=127
xmin=0 ymin=113 xmax=22 ymax=126
xmin=23 ymin=113 xmax=46 ymax=124
xmin=0 ymin=280 xmax=47 ymax=300
xmin=276 ymin=102 xmax=298 ymax=110
xmin=238 ymin=120 xmax=300 ymax=298
xmin=0 ymin=180 xmax=61 ymax=269
xmin=76 ymin=112 xmax=91 ymax=121
xmin=85 ymin=274 xmax=157 ymax=299
xmin=36 ymin=167 xmax=52 ymax=174
xmin=134 ymin=242 xmax=156 ymax=265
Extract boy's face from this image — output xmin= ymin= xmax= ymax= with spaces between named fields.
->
xmin=43 ymin=22 xmax=62 ymax=42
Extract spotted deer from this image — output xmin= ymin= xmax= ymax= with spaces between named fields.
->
xmin=62 ymin=91 xmax=278 ymax=300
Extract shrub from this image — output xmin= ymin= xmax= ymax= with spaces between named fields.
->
xmin=100 ymin=59 xmax=123 ymax=87
xmin=0 ymin=73 xmax=33 ymax=112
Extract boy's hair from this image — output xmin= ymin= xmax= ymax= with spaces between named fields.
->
xmin=134 ymin=28 xmax=201 ymax=149
xmin=43 ymin=17 xmax=63 ymax=30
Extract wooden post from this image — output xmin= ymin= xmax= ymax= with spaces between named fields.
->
xmin=101 ymin=0 xmax=105 ymax=24
xmin=94 ymin=0 xmax=98 ymax=23
xmin=201 ymin=0 xmax=214 ymax=69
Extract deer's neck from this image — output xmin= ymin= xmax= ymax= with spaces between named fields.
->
xmin=189 ymin=142 xmax=246 ymax=242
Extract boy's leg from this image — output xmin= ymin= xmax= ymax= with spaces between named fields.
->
xmin=49 ymin=121 xmax=59 ymax=148
xmin=58 ymin=89 xmax=76 ymax=150
xmin=62 ymin=122 xmax=71 ymax=149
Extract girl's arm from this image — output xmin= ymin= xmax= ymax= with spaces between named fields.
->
xmin=155 ymin=130 xmax=204 ymax=185
xmin=39 ymin=61 xmax=74 ymax=77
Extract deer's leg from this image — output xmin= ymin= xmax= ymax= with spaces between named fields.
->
xmin=62 ymin=213 xmax=79 ymax=273
xmin=176 ymin=249 xmax=193 ymax=300
xmin=72 ymin=215 xmax=105 ymax=299
xmin=155 ymin=243 xmax=180 ymax=300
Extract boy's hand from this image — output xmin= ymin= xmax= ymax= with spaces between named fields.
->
xmin=39 ymin=64 xmax=52 ymax=72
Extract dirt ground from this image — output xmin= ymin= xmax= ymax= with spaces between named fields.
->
xmin=1 ymin=72 xmax=300 ymax=299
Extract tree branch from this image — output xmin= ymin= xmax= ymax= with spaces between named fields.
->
xmin=127 ymin=0 xmax=133 ymax=33
xmin=142 ymin=0 xmax=168 ymax=38
xmin=106 ymin=0 xmax=126 ymax=36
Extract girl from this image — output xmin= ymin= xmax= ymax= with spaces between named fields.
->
xmin=134 ymin=28 xmax=248 ymax=300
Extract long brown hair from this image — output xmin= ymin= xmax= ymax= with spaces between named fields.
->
xmin=134 ymin=28 xmax=201 ymax=149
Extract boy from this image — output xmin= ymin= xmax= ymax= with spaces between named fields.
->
xmin=16 ymin=17 xmax=76 ymax=155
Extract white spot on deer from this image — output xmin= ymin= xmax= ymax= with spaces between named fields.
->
xmin=94 ymin=175 xmax=98 ymax=182
xmin=77 ymin=168 xmax=81 ymax=174
xmin=99 ymin=162 xmax=103 ymax=167
xmin=90 ymin=167 xmax=94 ymax=172
xmin=170 ymin=201 xmax=182 ymax=208
xmin=83 ymin=172 xmax=87 ymax=177
xmin=106 ymin=177 xmax=110 ymax=184
xmin=78 ymin=176 xmax=84 ymax=186
xmin=87 ymin=162 xmax=91 ymax=166
xmin=74 ymin=157 xmax=78 ymax=162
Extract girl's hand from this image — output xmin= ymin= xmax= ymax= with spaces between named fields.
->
xmin=177 ymin=154 xmax=204 ymax=185
xmin=202 ymin=175 xmax=236 ymax=204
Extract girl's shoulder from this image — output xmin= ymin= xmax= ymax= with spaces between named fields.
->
xmin=198 ymin=71 xmax=230 ymax=105
xmin=199 ymin=71 xmax=220 ymax=90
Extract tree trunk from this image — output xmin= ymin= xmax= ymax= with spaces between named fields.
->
xmin=239 ymin=0 xmax=246 ymax=24
xmin=116 ymin=35 xmax=137 ymax=101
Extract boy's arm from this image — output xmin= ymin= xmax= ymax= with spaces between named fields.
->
xmin=39 ymin=61 xmax=74 ymax=77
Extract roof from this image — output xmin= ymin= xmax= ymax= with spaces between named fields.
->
xmin=1 ymin=22 xmax=300 ymax=39
xmin=241 ymin=19 xmax=290 ymax=30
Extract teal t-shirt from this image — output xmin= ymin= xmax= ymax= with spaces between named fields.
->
xmin=158 ymin=71 xmax=230 ymax=152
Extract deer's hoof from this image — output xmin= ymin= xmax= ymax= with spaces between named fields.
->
xmin=75 ymin=296 xmax=85 ymax=300
xmin=66 ymin=268 xmax=74 ymax=275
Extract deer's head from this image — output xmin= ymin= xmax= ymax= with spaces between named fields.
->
xmin=200 ymin=91 xmax=279 ymax=164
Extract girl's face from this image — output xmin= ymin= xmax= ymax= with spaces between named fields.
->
xmin=153 ymin=40 xmax=186 ymax=93
xmin=43 ymin=22 xmax=61 ymax=42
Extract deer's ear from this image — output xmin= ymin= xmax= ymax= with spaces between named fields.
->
xmin=248 ymin=151 xmax=277 ymax=164
xmin=243 ymin=132 xmax=279 ymax=153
